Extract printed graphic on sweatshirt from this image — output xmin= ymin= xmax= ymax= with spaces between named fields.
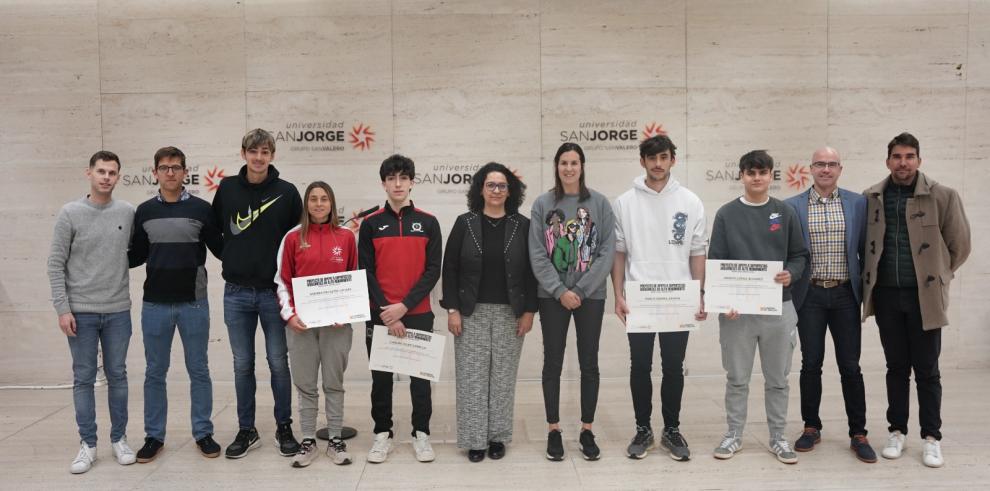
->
xmin=768 ymin=212 xmax=782 ymax=232
xmin=670 ymin=212 xmax=688 ymax=245
xmin=544 ymin=206 xmax=600 ymax=273
xmin=229 ymin=195 xmax=282 ymax=235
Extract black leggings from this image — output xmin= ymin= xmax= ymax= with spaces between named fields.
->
xmin=540 ymin=298 xmax=605 ymax=424
xmin=628 ymin=331 xmax=689 ymax=429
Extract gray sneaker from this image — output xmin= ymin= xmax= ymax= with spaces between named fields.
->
xmin=713 ymin=431 xmax=742 ymax=460
xmin=626 ymin=426 xmax=654 ymax=459
xmin=661 ymin=427 xmax=691 ymax=461
xmin=770 ymin=435 xmax=798 ymax=464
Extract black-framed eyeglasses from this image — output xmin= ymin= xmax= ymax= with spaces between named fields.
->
xmin=157 ymin=165 xmax=185 ymax=174
xmin=811 ymin=161 xmax=840 ymax=169
xmin=484 ymin=182 xmax=508 ymax=192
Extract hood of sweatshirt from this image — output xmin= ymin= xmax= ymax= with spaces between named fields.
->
xmin=632 ymin=174 xmax=681 ymax=198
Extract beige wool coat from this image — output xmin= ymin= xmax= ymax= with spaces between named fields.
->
xmin=862 ymin=172 xmax=971 ymax=330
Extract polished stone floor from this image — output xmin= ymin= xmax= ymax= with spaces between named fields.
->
xmin=1 ymin=369 xmax=987 ymax=490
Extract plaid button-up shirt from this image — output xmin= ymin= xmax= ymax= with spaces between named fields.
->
xmin=807 ymin=187 xmax=848 ymax=281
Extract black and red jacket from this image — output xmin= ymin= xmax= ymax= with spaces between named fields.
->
xmin=358 ymin=201 xmax=442 ymax=315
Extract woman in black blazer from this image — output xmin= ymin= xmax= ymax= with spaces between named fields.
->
xmin=441 ymin=162 xmax=538 ymax=463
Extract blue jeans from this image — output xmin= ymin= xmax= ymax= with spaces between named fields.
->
xmin=67 ymin=310 xmax=132 ymax=447
xmin=797 ymin=283 xmax=867 ymax=437
xmin=223 ymin=283 xmax=292 ymax=429
xmin=142 ymin=300 xmax=214 ymax=441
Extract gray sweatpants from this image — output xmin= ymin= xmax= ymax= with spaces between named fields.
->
xmin=287 ymin=324 xmax=352 ymax=439
xmin=719 ymin=300 xmax=798 ymax=437
xmin=455 ymin=303 xmax=525 ymax=450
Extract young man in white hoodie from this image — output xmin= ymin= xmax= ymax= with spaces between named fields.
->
xmin=611 ymin=135 xmax=707 ymax=461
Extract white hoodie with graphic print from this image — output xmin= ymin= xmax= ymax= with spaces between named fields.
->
xmin=613 ymin=176 xmax=707 ymax=282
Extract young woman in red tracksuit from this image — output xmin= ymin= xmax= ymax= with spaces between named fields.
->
xmin=275 ymin=181 xmax=357 ymax=468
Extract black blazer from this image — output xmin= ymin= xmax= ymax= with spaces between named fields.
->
xmin=440 ymin=212 xmax=539 ymax=317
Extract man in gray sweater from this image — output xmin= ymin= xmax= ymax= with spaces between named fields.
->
xmin=47 ymin=151 xmax=136 ymax=474
xmin=708 ymin=150 xmax=809 ymax=465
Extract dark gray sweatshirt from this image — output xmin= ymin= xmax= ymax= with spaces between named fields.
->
xmin=708 ymin=197 xmax=809 ymax=301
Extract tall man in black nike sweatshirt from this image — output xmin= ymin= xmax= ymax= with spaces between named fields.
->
xmin=212 ymin=129 xmax=303 ymax=459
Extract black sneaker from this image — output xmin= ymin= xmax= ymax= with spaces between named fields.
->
xmin=196 ymin=434 xmax=221 ymax=458
xmin=546 ymin=430 xmax=564 ymax=461
xmin=136 ymin=437 xmax=164 ymax=463
xmin=579 ymin=429 xmax=601 ymax=461
xmin=661 ymin=427 xmax=691 ymax=461
xmin=795 ymin=427 xmax=821 ymax=452
xmin=627 ymin=426 xmax=655 ymax=459
xmin=225 ymin=427 xmax=260 ymax=459
xmin=275 ymin=422 xmax=301 ymax=457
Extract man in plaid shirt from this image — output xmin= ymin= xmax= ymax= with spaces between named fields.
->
xmin=785 ymin=147 xmax=875 ymax=463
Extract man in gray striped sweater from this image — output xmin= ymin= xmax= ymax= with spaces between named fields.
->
xmin=47 ymin=150 xmax=136 ymax=474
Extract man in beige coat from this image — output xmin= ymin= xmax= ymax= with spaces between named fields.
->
xmin=861 ymin=132 xmax=970 ymax=469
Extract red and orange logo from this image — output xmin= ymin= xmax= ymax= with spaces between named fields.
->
xmin=349 ymin=123 xmax=375 ymax=151
xmin=785 ymin=164 xmax=810 ymax=190
xmin=205 ymin=166 xmax=226 ymax=192
xmin=642 ymin=122 xmax=667 ymax=139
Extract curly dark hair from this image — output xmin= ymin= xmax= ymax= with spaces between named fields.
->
xmin=466 ymin=162 xmax=526 ymax=215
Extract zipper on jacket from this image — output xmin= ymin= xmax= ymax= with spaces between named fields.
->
xmin=895 ymin=186 xmax=901 ymax=288
xmin=398 ymin=209 xmax=403 ymax=237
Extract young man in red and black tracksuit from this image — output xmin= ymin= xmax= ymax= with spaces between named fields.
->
xmin=359 ymin=154 xmax=442 ymax=464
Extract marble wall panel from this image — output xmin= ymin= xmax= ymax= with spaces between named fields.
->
xmin=827 ymin=88 xmax=966 ymax=162
xmin=100 ymin=92 xmax=247 ymax=202
xmin=245 ymin=0 xmax=389 ymax=18
xmin=244 ymin=13 xmax=391 ymax=92
xmin=828 ymin=9 xmax=968 ymax=89
xmin=99 ymin=15 xmax=245 ymax=93
xmin=0 ymin=93 xmax=103 ymax=166
xmin=687 ymin=0 xmax=827 ymax=88
xmin=392 ymin=13 xmax=540 ymax=162
xmin=98 ymin=0 xmax=243 ymax=20
xmin=685 ymin=88 xmax=827 ymax=202
xmin=0 ymin=1 xmax=98 ymax=95
xmin=541 ymin=87 xmax=687 ymax=164
xmin=969 ymin=1 xmax=990 ymax=87
xmin=965 ymin=88 xmax=990 ymax=160
xmin=956 ymin=274 xmax=990 ymax=368
xmin=393 ymin=0 xmax=537 ymax=15
xmin=541 ymin=0 xmax=685 ymax=89
xmin=245 ymin=90 xmax=394 ymax=166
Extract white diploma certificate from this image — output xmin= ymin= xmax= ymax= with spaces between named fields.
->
xmin=368 ymin=325 xmax=446 ymax=382
xmin=291 ymin=270 xmax=371 ymax=327
xmin=705 ymin=260 xmax=783 ymax=316
xmin=624 ymin=280 xmax=700 ymax=333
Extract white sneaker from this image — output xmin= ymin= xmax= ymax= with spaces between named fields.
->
xmin=367 ymin=432 xmax=393 ymax=463
xmin=412 ymin=431 xmax=435 ymax=462
xmin=922 ymin=437 xmax=944 ymax=468
xmin=111 ymin=436 xmax=137 ymax=465
xmin=291 ymin=438 xmax=318 ymax=468
xmin=882 ymin=431 xmax=905 ymax=459
xmin=70 ymin=443 xmax=96 ymax=474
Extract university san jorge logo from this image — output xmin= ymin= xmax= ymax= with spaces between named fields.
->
xmin=229 ymin=195 xmax=282 ymax=235
xmin=349 ymin=123 xmax=375 ymax=151
xmin=642 ymin=122 xmax=667 ymax=139
xmin=785 ymin=164 xmax=810 ymax=190
xmin=205 ymin=166 xmax=226 ymax=192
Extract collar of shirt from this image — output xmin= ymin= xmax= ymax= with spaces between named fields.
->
xmin=156 ymin=187 xmax=191 ymax=203
xmin=809 ymin=187 xmax=838 ymax=204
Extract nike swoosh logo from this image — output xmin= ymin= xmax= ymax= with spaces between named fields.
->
xmin=229 ymin=195 xmax=282 ymax=235
xmin=378 ymin=224 xmax=389 ymax=231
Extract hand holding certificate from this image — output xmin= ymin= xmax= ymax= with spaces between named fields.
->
xmin=291 ymin=270 xmax=371 ymax=327
xmin=705 ymin=260 xmax=783 ymax=316
xmin=624 ymin=280 xmax=700 ymax=333
xmin=368 ymin=325 xmax=446 ymax=382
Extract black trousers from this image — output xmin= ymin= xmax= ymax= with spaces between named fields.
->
xmin=628 ymin=331 xmax=689 ymax=430
xmin=797 ymin=283 xmax=868 ymax=437
xmin=873 ymin=287 xmax=942 ymax=440
xmin=539 ymin=298 xmax=605 ymax=425
xmin=365 ymin=311 xmax=434 ymax=437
